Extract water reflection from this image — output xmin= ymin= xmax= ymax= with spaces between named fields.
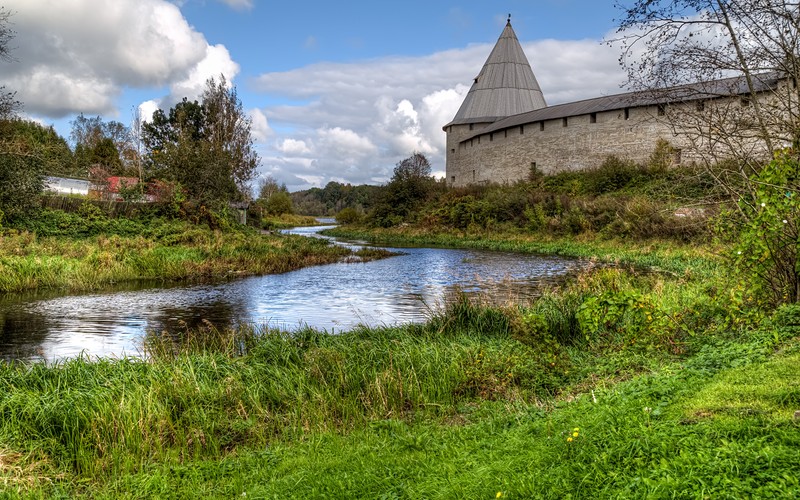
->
xmin=0 ymin=226 xmax=584 ymax=361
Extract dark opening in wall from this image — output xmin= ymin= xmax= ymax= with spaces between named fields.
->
xmin=539 ymin=121 xmax=544 ymax=131
xmin=489 ymin=133 xmax=493 ymax=141
xmin=562 ymin=117 xmax=568 ymax=127
xmin=624 ymin=108 xmax=630 ymax=120
xmin=657 ymin=104 xmax=666 ymax=116
xmin=451 ymin=148 xmax=455 ymax=153
xmin=504 ymin=130 xmax=508 ymax=138
xmin=741 ymin=97 xmax=751 ymax=107
xmin=520 ymin=125 xmax=524 ymax=134
xmin=590 ymin=113 xmax=597 ymax=123
xmin=472 ymin=169 xmax=476 ymax=181
xmin=451 ymin=175 xmax=455 ymax=183
xmin=469 ymin=123 xmax=474 ymax=130
xmin=696 ymin=101 xmax=705 ymax=112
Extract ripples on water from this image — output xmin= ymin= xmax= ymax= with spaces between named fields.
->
xmin=0 ymin=226 xmax=583 ymax=361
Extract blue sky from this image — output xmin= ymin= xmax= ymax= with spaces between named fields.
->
xmin=4 ymin=0 xmax=628 ymax=191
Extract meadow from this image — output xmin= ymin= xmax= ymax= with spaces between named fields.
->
xmin=0 ymin=208 xmax=371 ymax=293
xmin=1 ymin=240 xmax=798 ymax=497
xmin=2 ymin=158 xmax=799 ymax=497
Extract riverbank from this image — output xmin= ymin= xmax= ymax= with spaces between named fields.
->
xmin=323 ymin=224 xmax=720 ymax=276
xmin=0 ymin=210 xmax=385 ymax=293
xmin=2 ymin=242 xmax=798 ymax=497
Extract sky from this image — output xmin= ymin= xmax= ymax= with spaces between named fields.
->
xmin=2 ymin=0 xmax=630 ymax=192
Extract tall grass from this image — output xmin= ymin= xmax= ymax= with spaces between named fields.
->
xmin=0 ymin=262 xmax=741 ymax=482
xmin=0 ymin=224 xmax=359 ymax=293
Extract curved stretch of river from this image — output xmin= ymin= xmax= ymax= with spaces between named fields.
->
xmin=0 ymin=226 xmax=583 ymax=361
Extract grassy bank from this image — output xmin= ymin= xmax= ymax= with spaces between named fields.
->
xmin=0 ymin=209 xmax=383 ymax=293
xmin=2 ymin=255 xmax=797 ymax=497
xmin=323 ymin=225 xmax=721 ymax=277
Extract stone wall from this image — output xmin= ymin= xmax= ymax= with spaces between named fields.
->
xmin=445 ymin=105 xmax=691 ymax=187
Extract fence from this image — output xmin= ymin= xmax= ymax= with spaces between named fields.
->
xmin=39 ymin=195 xmax=148 ymax=218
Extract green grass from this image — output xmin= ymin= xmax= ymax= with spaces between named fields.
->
xmin=324 ymin=225 xmax=721 ymax=278
xmin=0 ymin=259 xmax=797 ymax=498
xmin=0 ymin=216 xmax=375 ymax=293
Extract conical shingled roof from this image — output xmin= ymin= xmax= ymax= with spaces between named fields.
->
xmin=449 ymin=19 xmax=547 ymax=125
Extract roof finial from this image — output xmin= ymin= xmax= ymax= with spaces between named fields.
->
xmin=507 ymin=13 xmax=511 ymax=26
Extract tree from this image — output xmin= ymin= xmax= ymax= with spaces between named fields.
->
xmin=615 ymin=1 xmax=800 ymax=173
xmin=0 ymin=119 xmax=50 ymax=223
xmin=70 ymin=114 xmax=135 ymax=176
xmin=368 ymin=152 xmax=440 ymax=227
xmin=264 ymin=190 xmax=293 ymax=215
xmin=615 ymin=1 xmax=800 ymax=304
xmin=0 ymin=7 xmax=19 ymax=118
xmin=202 ymin=75 xmax=259 ymax=197
xmin=142 ymin=76 xmax=259 ymax=203
xmin=258 ymin=174 xmax=281 ymax=200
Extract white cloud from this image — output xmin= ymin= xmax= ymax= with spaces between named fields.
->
xmin=138 ymin=100 xmax=161 ymax=124
xmin=248 ymin=108 xmax=273 ymax=143
xmin=276 ymin=138 xmax=311 ymax=156
xmin=4 ymin=0 xmax=236 ymax=117
xmin=167 ymin=44 xmax=240 ymax=105
xmin=252 ymin=36 xmax=625 ymax=190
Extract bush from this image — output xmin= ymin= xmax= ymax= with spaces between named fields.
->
xmin=335 ymin=207 xmax=361 ymax=225
xmin=264 ymin=191 xmax=293 ymax=215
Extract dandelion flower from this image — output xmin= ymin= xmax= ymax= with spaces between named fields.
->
xmin=573 ymin=432 xmax=579 ymax=437
xmin=573 ymin=427 xmax=580 ymax=432
xmin=496 ymin=492 xmax=503 ymax=498
xmin=567 ymin=437 xmax=573 ymax=442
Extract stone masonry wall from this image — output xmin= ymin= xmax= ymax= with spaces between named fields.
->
xmin=445 ymin=105 xmax=695 ymax=187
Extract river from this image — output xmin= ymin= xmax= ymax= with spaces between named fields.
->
xmin=0 ymin=226 xmax=583 ymax=362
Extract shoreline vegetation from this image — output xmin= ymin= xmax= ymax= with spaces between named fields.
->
xmin=0 ymin=209 xmax=384 ymax=294
xmin=2 ymin=219 xmax=799 ymax=496
xmin=2 ymin=152 xmax=800 ymax=496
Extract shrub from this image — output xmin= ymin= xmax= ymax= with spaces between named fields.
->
xmin=335 ymin=207 xmax=361 ymax=225
xmin=264 ymin=191 xmax=293 ymax=215
xmin=732 ymin=150 xmax=800 ymax=305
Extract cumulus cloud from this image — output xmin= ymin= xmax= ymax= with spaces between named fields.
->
xmin=248 ymin=108 xmax=273 ymax=143
xmin=166 ymin=44 xmax=240 ymax=105
xmin=4 ymin=0 xmax=237 ymax=117
xmin=252 ymin=36 xmax=624 ymax=190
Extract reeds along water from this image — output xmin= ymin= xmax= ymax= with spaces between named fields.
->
xmin=0 ymin=295 xmax=553 ymax=474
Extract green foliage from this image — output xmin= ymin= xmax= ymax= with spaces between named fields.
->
xmin=292 ymin=182 xmax=382 ymax=216
xmin=0 ymin=118 xmax=72 ymax=176
xmin=0 ymin=122 xmax=48 ymax=222
xmin=648 ymin=138 xmax=676 ymax=172
xmin=335 ymin=207 xmax=362 ymax=225
xmin=263 ymin=191 xmax=293 ymax=215
xmin=731 ymin=150 xmax=800 ymax=305
xmin=116 ymin=178 xmax=145 ymax=202
xmin=367 ymin=152 xmax=443 ymax=227
xmin=142 ymin=76 xmax=258 ymax=203
xmin=70 ymin=114 xmax=136 ymax=177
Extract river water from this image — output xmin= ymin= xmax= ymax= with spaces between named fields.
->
xmin=0 ymin=226 xmax=583 ymax=362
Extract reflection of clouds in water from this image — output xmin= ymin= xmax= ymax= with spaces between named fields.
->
xmin=1 ymin=228 xmax=584 ymax=361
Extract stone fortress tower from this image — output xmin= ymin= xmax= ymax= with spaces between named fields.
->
xmin=443 ymin=17 xmax=778 ymax=187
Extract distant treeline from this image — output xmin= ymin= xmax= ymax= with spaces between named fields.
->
xmin=291 ymin=182 xmax=383 ymax=216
